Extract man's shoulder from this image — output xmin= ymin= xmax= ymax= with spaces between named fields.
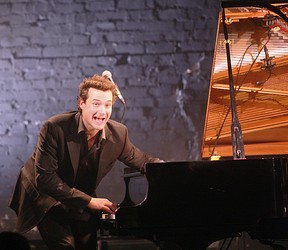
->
xmin=43 ymin=111 xmax=79 ymax=133
xmin=107 ymin=119 xmax=127 ymax=129
xmin=48 ymin=111 xmax=78 ymax=124
xmin=106 ymin=119 xmax=129 ymax=138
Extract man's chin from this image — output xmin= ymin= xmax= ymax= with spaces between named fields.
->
xmin=93 ymin=122 xmax=107 ymax=131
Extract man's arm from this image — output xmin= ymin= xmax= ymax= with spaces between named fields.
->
xmin=35 ymin=121 xmax=91 ymax=210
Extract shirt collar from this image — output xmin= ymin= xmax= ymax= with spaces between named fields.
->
xmin=78 ymin=115 xmax=106 ymax=140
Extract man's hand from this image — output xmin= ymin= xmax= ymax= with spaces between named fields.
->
xmin=87 ymin=198 xmax=117 ymax=214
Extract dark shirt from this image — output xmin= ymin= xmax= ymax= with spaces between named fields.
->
xmin=74 ymin=116 xmax=105 ymax=196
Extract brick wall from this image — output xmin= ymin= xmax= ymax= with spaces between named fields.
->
xmin=0 ymin=0 xmax=220 ymax=232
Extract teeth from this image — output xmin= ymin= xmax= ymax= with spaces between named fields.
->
xmin=94 ymin=117 xmax=104 ymax=121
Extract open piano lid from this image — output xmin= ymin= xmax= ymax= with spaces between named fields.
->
xmin=202 ymin=1 xmax=288 ymax=159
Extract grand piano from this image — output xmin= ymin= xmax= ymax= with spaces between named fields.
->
xmin=100 ymin=1 xmax=288 ymax=249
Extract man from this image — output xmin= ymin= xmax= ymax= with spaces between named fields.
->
xmin=9 ymin=74 xmax=161 ymax=250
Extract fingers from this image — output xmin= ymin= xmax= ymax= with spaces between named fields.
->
xmin=103 ymin=201 xmax=117 ymax=214
xmin=88 ymin=198 xmax=118 ymax=213
xmin=95 ymin=199 xmax=117 ymax=214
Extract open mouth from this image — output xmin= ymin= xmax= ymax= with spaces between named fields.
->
xmin=93 ymin=116 xmax=105 ymax=125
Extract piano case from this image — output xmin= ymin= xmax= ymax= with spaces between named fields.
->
xmin=97 ymin=236 xmax=157 ymax=250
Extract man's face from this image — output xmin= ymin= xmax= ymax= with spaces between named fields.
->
xmin=80 ymin=88 xmax=113 ymax=135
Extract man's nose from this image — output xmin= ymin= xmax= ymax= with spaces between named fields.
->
xmin=98 ymin=105 xmax=106 ymax=113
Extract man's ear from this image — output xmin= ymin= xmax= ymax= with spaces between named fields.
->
xmin=79 ymin=98 xmax=85 ymax=109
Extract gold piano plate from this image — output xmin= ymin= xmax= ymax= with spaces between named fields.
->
xmin=202 ymin=1 xmax=288 ymax=159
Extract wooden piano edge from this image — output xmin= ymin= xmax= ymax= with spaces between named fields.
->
xmin=202 ymin=141 xmax=288 ymax=159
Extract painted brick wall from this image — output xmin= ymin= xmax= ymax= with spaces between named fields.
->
xmin=0 ymin=0 xmax=220 ymax=232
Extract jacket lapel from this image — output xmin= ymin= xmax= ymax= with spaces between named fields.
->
xmin=66 ymin=113 xmax=81 ymax=179
xmin=98 ymin=126 xmax=113 ymax=169
xmin=96 ymin=125 xmax=117 ymax=186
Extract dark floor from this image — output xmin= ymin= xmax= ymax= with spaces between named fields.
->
xmin=28 ymin=236 xmax=288 ymax=250
xmin=21 ymin=228 xmax=288 ymax=250
xmin=30 ymin=239 xmax=49 ymax=250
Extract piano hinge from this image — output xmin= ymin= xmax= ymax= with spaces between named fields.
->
xmin=223 ymin=39 xmax=232 ymax=45
xmin=225 ymin=17 xmax=233 ymax=25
